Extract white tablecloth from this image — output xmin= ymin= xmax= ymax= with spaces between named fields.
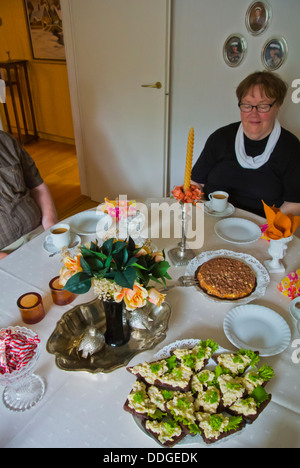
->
xmin=0 ymin=201 xmax=299 ymax=448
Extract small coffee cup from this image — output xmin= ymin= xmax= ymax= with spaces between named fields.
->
xmin=50 ymin=223 xmax=71 ymax=249
xmin=208 ymin=191 xmax=229 ymax=212
xmin=289 ymin=297 xmax=300 ymax=321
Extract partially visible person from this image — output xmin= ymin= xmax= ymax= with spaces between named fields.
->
xmin=191 ymin=71 xmax=300 ymax=218
xmin=0 ymin=131 xmax=57 ymax=259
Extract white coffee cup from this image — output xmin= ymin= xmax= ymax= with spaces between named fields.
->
xmin=50 ymin=223 xmax=71 ymax=249
xmin=208 ymin=191 xmax=229 ymax=212
xmin=289 ymin=297 xmax=300 ymax=321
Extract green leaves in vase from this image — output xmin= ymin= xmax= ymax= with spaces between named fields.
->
xmin=63 ymin=237 xmax=171 ymax=295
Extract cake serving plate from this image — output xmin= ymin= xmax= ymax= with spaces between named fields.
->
xmin=47 ymin=299 xmax=171 ymax=373
xmin=185 ymin=249 xmax=270 ymax=305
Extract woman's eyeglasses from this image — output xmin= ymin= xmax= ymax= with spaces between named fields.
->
xmin=238 ymin=101 xmax=276 ymax=113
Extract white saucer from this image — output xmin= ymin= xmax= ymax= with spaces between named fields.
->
xmin=214 ymin=217 xmax=261 ymax=244
xmin=204 ymin=201 xmax=235 ymax=217
xmin=43 ymin=234 xmax=81 ymax=254
xmin=223 ymin=304 xmax=291 ymax=356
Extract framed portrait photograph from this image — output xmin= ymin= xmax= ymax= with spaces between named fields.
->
xmin=223 ymin=34 xmax=247 ymax=68
xmin=23 ymin=0 xmax=66 ymax=61
xmin=262 ymin=37 xmax=288 ymax=71
xmin=245 ymin=1 xmax=272 ymax=36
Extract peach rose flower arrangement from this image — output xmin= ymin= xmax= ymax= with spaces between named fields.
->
xmin=60 ymin=237 xmax=171 ymax=311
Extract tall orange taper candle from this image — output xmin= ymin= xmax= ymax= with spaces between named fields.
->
xmin=183 ymin=127 xmax=194 ymax=191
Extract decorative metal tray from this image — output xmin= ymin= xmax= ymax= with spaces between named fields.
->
xmin=46 ymin=299 xmax=171 ymax=373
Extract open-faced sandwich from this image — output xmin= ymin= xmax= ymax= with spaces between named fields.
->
xmin=124 ymin=340 xmax=274 ymax=447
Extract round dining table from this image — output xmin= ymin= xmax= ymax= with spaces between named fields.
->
xmin=0 ymin=198 xmax=299 ymax=449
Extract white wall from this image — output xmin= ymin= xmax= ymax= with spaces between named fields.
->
xmin=169 ymin=0 xmax=300 ymax=191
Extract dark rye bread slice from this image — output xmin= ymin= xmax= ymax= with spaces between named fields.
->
xmin=226 ymin=393 xmax=272 ymax=424
xmin=142 ymin=418 xmax=188 ymax=448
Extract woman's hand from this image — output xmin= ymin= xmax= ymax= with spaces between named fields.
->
xmin=280 ymin=201 xmax=300 ymax=216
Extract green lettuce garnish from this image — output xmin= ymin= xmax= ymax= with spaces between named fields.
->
xmin=188 ymin=423 xmax=201 ymax=435
xmin=198 ymin=339 xmax=219 ymax=355
xmin=258 ymin=364 xmax=274 ymax=381
xmin=163 ymin=418 xmax=180 ymax=436
xmin=165 ymin=355 xmax=177 ymax=372
xmin=213 ymin=365 xmax=231 ymax=386
xmin=150 ymin=362 xmax=163 ymax=374
xmin=251 ymin=385 xmax=270 ymax=407
xmin=238 ymin=349 xmax=260 ymax=367
xmin=182 ymin=354 xmax=196 ymax=368
xmin=133 ymin=390 xmax=144 ymax=403
xmin=203 ymin=339 xmax=219 ymax=354
xmin=161 ymin=390 xmax=174 ymax=400
xmin=176 ymin=397 xmax=190 ymax=410
xmin=151 ymin=409 xmax=167 ymax=419
xmin=209 ymin=414 xmax=223 ymax=432
xmin=226 ymin=381 xmax=243 ymax=391
xmin=224 ymin=415 xmax=243 ymax=433
xmin=204 ymin=389 xmax=219 ymax=404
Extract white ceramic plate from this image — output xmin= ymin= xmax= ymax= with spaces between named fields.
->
xmin=204 ymin=201 xmax=235 ymax=217
xmin=186 ymin=249 xmax=270 ymax=305
xmin=68 ymin=210 xmax=113 ymax=235
xmin=214 ymin=217 xmax=261 ymax=244
xmin=223 ymin=305 xmax=291 ymax=356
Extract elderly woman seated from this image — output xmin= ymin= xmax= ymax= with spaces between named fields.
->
xmin=191 ymin=71 xmax=300 ymax=218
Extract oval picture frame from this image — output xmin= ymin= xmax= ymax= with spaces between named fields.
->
xmin=245 ymin=0 xmax=272 ymax=36
xmin=262 ymin=36 xmax=288 ymax=71
xmin=223 ymin=34 xmax=247 ymax=68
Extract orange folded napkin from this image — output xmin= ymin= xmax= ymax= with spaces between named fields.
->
xmin=262 ymin=201 xmax=300 ymax=240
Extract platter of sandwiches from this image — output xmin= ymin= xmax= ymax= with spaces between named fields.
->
xmin=124 ymin=339 xmax=274 ymax=447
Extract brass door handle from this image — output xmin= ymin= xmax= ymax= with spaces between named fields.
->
xmin=141 ymin=81 xmax=162 ymax=89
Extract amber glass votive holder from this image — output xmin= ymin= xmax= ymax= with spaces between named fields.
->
xmin=17 ymin=292 xmax=45 ymax=325
xmin=49 ymin=276 xmax=76 ymax=306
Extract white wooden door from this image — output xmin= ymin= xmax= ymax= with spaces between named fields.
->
xmin=61 ymin=0 xmax=170 ymax=201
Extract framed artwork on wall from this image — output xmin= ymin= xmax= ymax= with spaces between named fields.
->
xmin=262 ymin=37 xmax=288 ymax=71
xmin=23 ymin=0 xmax=66 ymax=61
xmin=245 ymin=1 xmax=272 ymax=36
xmin=223 ymin=34 xmax=247 ymax=68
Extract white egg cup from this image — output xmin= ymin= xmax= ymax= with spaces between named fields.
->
xmin=264 ymin=235 xmax=293 ymax=273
